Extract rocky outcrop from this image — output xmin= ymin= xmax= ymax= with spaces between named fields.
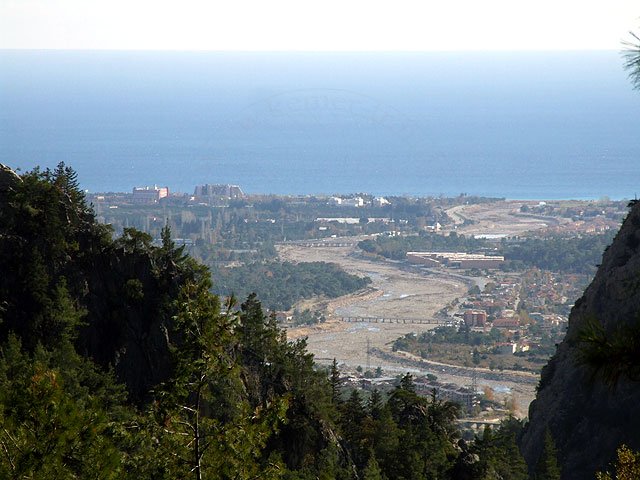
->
xmin=520 ymin=201 xmax=640 ymax=479
xmin=0 ymin=164 xmax=22 ymax=193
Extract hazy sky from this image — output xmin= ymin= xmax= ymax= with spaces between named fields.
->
xmin=0 ymin=0 xmax=638 ymax=51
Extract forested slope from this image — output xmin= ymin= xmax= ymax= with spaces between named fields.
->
xmin=211 ymin=261 xmax=371 ymax=310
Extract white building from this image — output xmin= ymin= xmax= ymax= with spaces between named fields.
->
xmin=341 ymin=197 xmax=364 ymax=207
xmin=373 ymin=196 xmax=390 ymax=206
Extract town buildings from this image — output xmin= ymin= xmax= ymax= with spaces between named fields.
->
xmin=194 ymin=184 xmax=244 ymax=199
xmin=415 ymin=378 xmax=478 ymax=412
xmin=407 ymin=251 xmax=505 ymax=269
xmin=463 ymin=309 xmax=487 ymax=327
xmin=132 ymin=186 xmax=169 ymax=204
xmin=328 ymin=196 xmax=365 ymax=207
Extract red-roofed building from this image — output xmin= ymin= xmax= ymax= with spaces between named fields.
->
xmin=492 ymin=317 xmax=520 ymax=329
xmin=463 ymin=309 xmax=487 ymax=327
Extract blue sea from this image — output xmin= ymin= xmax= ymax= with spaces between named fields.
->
xmin=1 ymin=50 xmax=639 ymax=199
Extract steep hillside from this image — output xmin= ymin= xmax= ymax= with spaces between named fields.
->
xmin=521 ymin=201 xmax=640 ymax=478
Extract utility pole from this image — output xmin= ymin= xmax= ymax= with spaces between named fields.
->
xmin=471 ymin=366 xmax=479 ymax=413
xmin=471 ymin=367 xmax=477 ymax=394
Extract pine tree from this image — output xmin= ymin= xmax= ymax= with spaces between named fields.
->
xmin=367 ymin=388 xmax=383 ymax=419
xmin=341 ymin=389 xmax=366 ymax=437
xmin=0 ymin=335 xmax=125 ymax=479
xmin=362 ymin=453 xmax=385 ymax=480
xmin=535 ymin=428 xmax=561 ymax=480
xmin=368 ymin=405 xmax=400 ymax=478
xmin=340 ymin=389 xmax=368 ymax=470
xmin=156 ymin=283 xmax=285 ymax=479
xmin=330 ymin=358 xmax=342 ymax=403
xmin=399 ymin=372 xmax=416 ymax=392
xmin=474 ymin=419 xmax=528 ymax=480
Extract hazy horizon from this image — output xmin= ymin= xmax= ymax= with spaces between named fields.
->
xmin=2 ymin=50 xmax=639 ymax=200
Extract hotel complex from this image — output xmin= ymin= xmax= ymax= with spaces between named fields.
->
xmin=406 ymin=251 xmax=504 ymax=269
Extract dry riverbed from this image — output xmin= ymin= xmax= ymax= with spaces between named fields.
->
xmin=278 ymin=244 xmax=466 ymax=364
xmin=278 ymin=241 xmax=537 ymax=416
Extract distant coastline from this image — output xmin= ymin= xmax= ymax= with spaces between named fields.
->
xmin=88 ymin=187 xmax=631 ymax=203
xmin=2 ymin=50 xmax=639 ymax=200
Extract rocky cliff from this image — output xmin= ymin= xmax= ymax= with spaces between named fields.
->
xmin=521 ymin=201 xmax=640 ymax=478
xmin=0 ymin=164 xmax=22 ymax=191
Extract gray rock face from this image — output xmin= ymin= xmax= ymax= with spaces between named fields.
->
xmin=520 ymin=201 xmax=640 ymax=479
xmin=0 ymin=164 xmax=22 ymax=192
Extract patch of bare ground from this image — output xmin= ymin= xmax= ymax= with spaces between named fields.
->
xmin=445 ymin=200 xmax=570 ymax=237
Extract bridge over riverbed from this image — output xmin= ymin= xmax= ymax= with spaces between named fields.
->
xmin=455 ymin=418 xmax=502 ymax=430
xmin=340 ymin=316 xmax=450 ymax=325
xmin=280 ymin=241 xmax=358 ymax=247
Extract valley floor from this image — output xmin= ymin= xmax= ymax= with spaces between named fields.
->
xmin=278 ymin=200 xmax=577 ymax=416
xmin=279 ymin=242 xmax=536 ymax=416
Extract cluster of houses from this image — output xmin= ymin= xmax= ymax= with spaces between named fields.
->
xmin=414 ymin=378 xmax=477 ymax=411
xmin=344 ymin=374 xmax=478 ymax=413
xmin=457 ymin=273 xmax=571 ymax=356
xmin=193 ymin=183 xmax=245 ymax=201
